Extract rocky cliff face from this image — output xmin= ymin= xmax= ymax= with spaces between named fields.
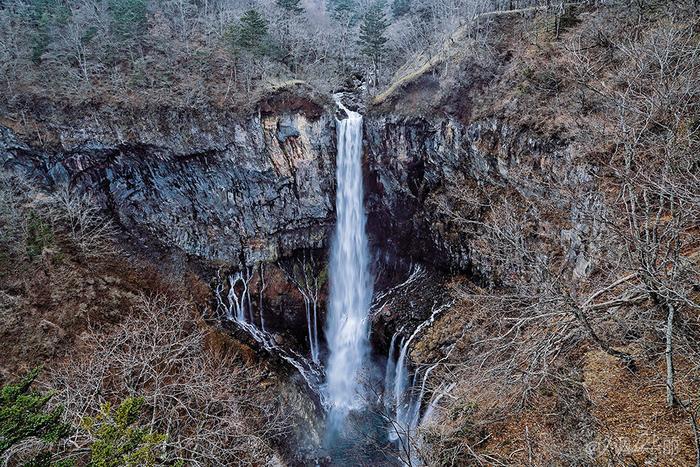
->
xmin=1 ymin=92 xmax=593 ymax=283
xmin=1 ymin=88 xmax=603 ymax=464
xmin=1 ymin=94 xmax=604 ymax=331
xmin=1 ymin=95 xmax=598 ymax=325
xmin=365 ymin=114 xmax=595 ymax=280
xmin=1 ymin=96 xmax=336 ymax=267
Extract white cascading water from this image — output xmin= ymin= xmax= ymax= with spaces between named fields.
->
xmin=215 ymin=267 xmax=326 ymax=405
xmin=325 ymin=100 xmax=373 ymax=421
xmin=383 ymin=298 xmax=454 ymax=464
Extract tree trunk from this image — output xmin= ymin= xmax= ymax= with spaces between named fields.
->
xmin=572 ymin=299 xmax=634 ymax=368
xmin=666 ymin=303 xmax=676 ymax=408
xmin=373 ymin=58 xmax=379 ymax=88
xmin=689 ymin=408 xmax=700 ymax=467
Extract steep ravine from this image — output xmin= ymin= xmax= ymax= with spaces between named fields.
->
xmin=1 ymin=97 xmax=587 ymax=279
xmin=1 ymin=91 xmax=589 ymax=464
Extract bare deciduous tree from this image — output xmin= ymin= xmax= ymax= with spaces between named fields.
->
xmin=51 ymin=186 xmax=118 ymax=259
xmin=569 ymin=17 xmax=700 ymax=407
xmin=50 ymin=295 xmax=294 ymax=466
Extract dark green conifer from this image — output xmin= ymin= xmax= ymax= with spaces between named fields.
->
xmin=0 ymin=368 xmax=72 ymax=464
xmin=276 ymin=0 xmax=304 ymax=15
xmin=109 ymin=0 xmax=148 ymax=41
xmin=238 ymin=9 xmax=269 ymax=54
xmin=392 ymin=0 xmax=410 ymax=17
xmin=358 ymin=1 xmax=390 ymax=85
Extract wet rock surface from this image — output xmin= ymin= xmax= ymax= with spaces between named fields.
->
xmin=1 ymin=95 xmax=592 ymax=281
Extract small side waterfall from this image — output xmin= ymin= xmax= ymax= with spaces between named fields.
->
xmin=280 ymin=256 xmax=323 ymax=365
xmin=215 ymin=266 xmax=326 ymax=405
xmin=383 ymin=332 xmax=399 ymax=411
xmin=384 ymin=299 xmax=454 ymax=463
xmin=325 ymin=100 xmax=373 ymax=421
xmin=223 ymin=268 xmax=254 ymax=323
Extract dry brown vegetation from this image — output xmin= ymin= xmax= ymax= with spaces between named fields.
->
xmin=396 ymin=1 xmax=700 ymax=465
xmin=584 ymin=347 xmax=698 ymax=466
xmin=0 ymin=174 xmax=211 ymax=379
xmin=2 ymin=1 xmax=699 ymax=465
xmin=0 ymin=0 xmax=565 ymax=127
xmin=49 ymin=295 xmax=295 ymax=465
xmin=0 ymin=175 xmax=314 ymax=464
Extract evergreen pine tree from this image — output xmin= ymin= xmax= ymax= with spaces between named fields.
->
xmin=109 ymin=0 xmax=148 ymax=42
xmin=237 ymin=9 xmax=269 ymax=55
xmin=327 ymin=0 xmax=356 ymax=22
xmin=0 ymin=368 xmax=72 ymax=464
xmin=276 ymin=0 xmax=304 ymax=15
xmin=26 ymin=0 xmax=70 ymax=63
xmin=82 ymin=397 xmax=167 ymax=467
xmin=358 ymin=1 xmax=389 ymax=85
xmin=392 ymin=0 xmax=410 ymax=17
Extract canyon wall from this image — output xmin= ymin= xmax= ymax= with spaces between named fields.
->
xmin=1 ymin=87 xmax=603 ymax=300
xmin=1 ymin=93 xmax=336 ymax=267
xmin=1 ymin=92 xmax=597 ymax=296
xmin=0 ymin=88 xmax=603 ymax=464
xmin=365 ymin=114 xmax=598 ymax=283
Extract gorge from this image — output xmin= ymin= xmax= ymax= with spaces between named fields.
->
xmin=1 ymin=1 xmax=699 ymax=466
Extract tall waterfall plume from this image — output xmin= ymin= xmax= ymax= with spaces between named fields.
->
xmin=325 ymin=100 xmax=373 ymax=421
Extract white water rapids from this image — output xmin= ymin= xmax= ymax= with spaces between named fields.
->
xmin=325 ymin=100 xmax=373 ymax=421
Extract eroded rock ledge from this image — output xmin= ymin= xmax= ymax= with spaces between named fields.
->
xmin=1 ymin=93 xmax=592 ymax=283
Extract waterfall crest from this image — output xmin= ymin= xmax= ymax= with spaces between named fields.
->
xmin=325 ymin=100 xmax=373 ymax=420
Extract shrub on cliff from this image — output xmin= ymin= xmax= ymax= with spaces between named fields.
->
xmin=0 ymin=368 xmax=72 ymax=466
xmin=50 ymin=295 xmax=293 ymax=465
xmin=81 ymin=397 xmax=167 ymax=467
xmin=0 ymin=175 xmax=116 ymax=267
xmin=0 ymin=370 xmax=171 ymax=466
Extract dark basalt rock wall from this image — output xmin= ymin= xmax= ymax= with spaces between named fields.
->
xmin=364 ymin=114 xmax=593 ymax=277
xmin=1 ymin=100 xmax=592 ymax=282
xmin=1 ymin=105 xmax=337 ymax=267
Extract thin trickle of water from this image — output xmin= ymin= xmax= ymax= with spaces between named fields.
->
xmin=325 ymin=100 xmax=373 ymax=421
xmin=258 ymin=264 xmax=267 ymax=331
xmin=422 ymin=382 xmax=455 ymax=426
xmin=384 ymin=299 xmax=455 ymax=462
xmin=384 ymin=332 xmax=399 ymax=410
xmin=312 ymin=301 xmax=319 ymax=362
xmin=215 ymin=270 xmax=326 ymax=406
xmin=392 ymin=336 xmax=410 ymax=419
xmin=302 ymin=294 xmax=321 ymax=364
xmin=410 ymin=364 xmax=437 ymax=430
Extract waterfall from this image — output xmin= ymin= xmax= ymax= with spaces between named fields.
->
xmin=225 ymin=269 xmax=253 ymax=322
xmin=215 ymin=269 xmax=327 ymax=406
xmin=383 ymin=332 xmax=399 ymax=410
xmin=325 ymin=100 xmax=373 ymax=420
xmin=384 ymin=299 xmax=455 ymax=462
xmin=258 ymin=264 xmax=266 ymax=332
